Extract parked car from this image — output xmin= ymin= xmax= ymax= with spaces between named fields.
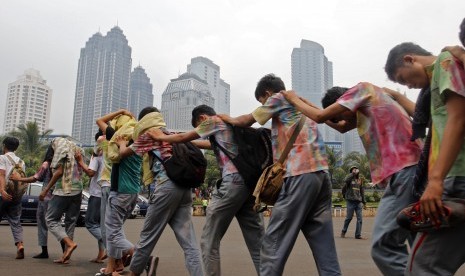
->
xmin=129 ymin=204 xmax=140 ymax=219
xmin=137 ymin=195 xmax=149 ymax=217
xmin=5 ymin=182 xmax=88 ymax=226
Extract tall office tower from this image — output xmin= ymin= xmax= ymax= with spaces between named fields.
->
xmin=161 ymin=73 xmax=215 ymax=132
xmin=187 ymin=56 xmax=230 ymax=114
xmin=129 ymin=65 xmax=153 ymax=117
xmin=3 ymin=69 xmax=52 ymax=134
xmin=72 ymin=26 xmax=132 ymax=145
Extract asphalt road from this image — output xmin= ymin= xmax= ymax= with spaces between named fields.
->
xmin=0 ymin=216 xmax=464 ymax=276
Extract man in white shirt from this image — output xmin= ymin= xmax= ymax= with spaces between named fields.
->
xmin=0 ymin=137 xmax=25 ymax=259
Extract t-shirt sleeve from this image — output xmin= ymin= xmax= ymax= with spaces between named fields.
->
xmin=195 ymin=117 xmax=225 ymax=139
xmin=337 ymin=82 xmax=373 ymax=111
xmin=252 ymin=93 xmax=285 ymax=125
xmin=436 ymin=52 xmax=465 ymax=99
xmin=88 ymin=156 xmax=99 ymax=172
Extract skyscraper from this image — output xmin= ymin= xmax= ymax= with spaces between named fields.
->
xmin=187 ymin=57 xmax=230 ymax=114
xmin=129 ymin=65 xmax=153 ymax=117
xmin=3 ymin=69 xmax=52 ymax=134
xmin=72 ymin=26 xmax=132 ymax=145
xmin=161 ymin=73 xmax=214 ymax=132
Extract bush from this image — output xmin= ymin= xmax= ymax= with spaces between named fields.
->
xmin=372 ymin=191 xmax=381 ymax=202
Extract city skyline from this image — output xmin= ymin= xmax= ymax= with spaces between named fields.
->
xmin=1 ymin=1 xmax=463 ymax=136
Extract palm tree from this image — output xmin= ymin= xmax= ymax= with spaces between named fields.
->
xmin=325 ymin=146 xmax=343 ymax=188
xmin=10 ymin=121 xmax=53 ymax=173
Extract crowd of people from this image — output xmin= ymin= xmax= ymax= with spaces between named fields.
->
xmin=0 ymin=18 xmax=465 ymax=276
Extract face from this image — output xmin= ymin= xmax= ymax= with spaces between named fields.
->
xmin=394 ymin=58 xmax=429 ymax=89
xmin=257 ymin=91 xmax=272 ymax=105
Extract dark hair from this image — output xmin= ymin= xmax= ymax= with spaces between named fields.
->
xmin=385 ymin=42 xmax=432 ymax=81
xmin=2 ymin=137 xmax=19 ymax=152
xmin=191 ymin=105 xmax=216 ymax=127
xmin=322 ymin=86 xmax=349 ymax=108
xmin=460 ymin=18 xmax=465 ymax=47
xmin=95 ymin=130 xmax=102 ymax=142
xmin=254 ymin=74 xmax=286 ymax=101
xmin=43 ymin=143 xmax=54 ymax=163
xmin=138 ymin=106 xmax=160 ymax=120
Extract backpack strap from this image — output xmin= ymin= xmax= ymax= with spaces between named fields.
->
xmin=277 ymin=116 xmax=306 ymax=164
xmin=209 ymin=136 xmax=235 ymax=164
xmin=4 ymin=154 xmax=22 ymax=178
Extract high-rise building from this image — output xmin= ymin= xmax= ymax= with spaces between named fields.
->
xmin=129 ymin=65 xmax=153 ymax=117
xmin=161 ymin=73 xmax=214 ymax=132
xmin=3 ymin=69 xmax=52 ymax=134
xmin=187 ymin=57 xmax=230 ymax=114
xmin=72 ymin=26 xmax=132 ymax=145
xmin=291 ymin=39 xmax=362 ymax=154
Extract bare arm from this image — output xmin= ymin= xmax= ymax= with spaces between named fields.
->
xmin=325 ymin=119 xmax=357 ymax=133
xmin=383 ymin=87 xmax=415 ymax=117
xmin=0 ymin=169 xmax=12 ymax=201
xmin=217 ymin=114 xmax=256 ymax=127
xmin=96 ymin=109 xmax=134 ymax=132
xmin=76 ymin=152 xmax=96 ymax=177
xmin=9 ymin=174 xmax=38 ymax=183
xmin=191 ymin=140 xmax=212 ymax=149
xmin=420 ymin=92 xmax=465 ymax=224
xmin=115 ymin=136 xmax=134 ymax=158
xmin=148 ymin=129 xmax=201 ymax=143
xmin=39 ymin=165 xmax=63 ymax=201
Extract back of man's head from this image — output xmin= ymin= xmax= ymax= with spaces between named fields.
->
xmin=322 ymin=86 xmax=349 ymax=108
xmin=138 ymin=106 xmax=160 ymax=120
xmin=255 ymin=74 xmax=286 ymax=101
xmin=3 ymin=137 xmax=19 ymax=152
xmin=191 ymin=105 xmax=216 ymax=127
xmin=385 ymin=42 xmax=432 ymax=81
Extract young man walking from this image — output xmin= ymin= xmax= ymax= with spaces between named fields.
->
xmin=341 ymin=166 xmax=366 ymax=239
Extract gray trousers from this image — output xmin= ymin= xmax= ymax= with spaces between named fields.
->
xmin=0 ymin=199 xmax=23 ymax=244
xmin=130 ymin=180 xmax=203 ymax=276
xmin=371 ymin=165 xmax=416 ymax=276
xmin=46 ymin=193 xmax=82 ymax=242
xmin=105 ymin=192 xmax=137 ymax=259
xmin=85 ymin=195 xmax=104 ymax=250
xmin=201 ymin=173 xmax=264 ymax=276
xmin=37 ymin=200 xmax=49 ymax=247
xmin=406 ymin=176 xmax=465 ymax=276
xmin=260 ymin=171 xmax=341 ymax=276
xmin=100 ymin=186 xmax=110 ymax=249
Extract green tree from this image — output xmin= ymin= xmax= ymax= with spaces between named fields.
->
xmin=203 ymin=150 xmax=221 ymax=189
xmin=9 ymin=121 xmax=53 ymax=173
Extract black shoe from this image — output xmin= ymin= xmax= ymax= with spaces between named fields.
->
xmin=33 ymin=252 xmax=49 ymax=259
xmin=146 ymin=256 xmax=159 ymax=276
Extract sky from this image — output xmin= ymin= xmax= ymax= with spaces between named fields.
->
xmin=1 ymin=0 xmax=464 ymax=135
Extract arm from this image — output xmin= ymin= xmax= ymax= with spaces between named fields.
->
xmin=382 ymin=87 xmax=416 ymax=117
xmin=96 ymin=109 xmax=133 ymax=132
xmin=9 ymin=174 xmax=38 ymax=183
xmin=360 ymin=179 xmax=366 ymax=205
xmin=0 ymin=169 xmax=12 ymax=201
xmin=325 ymin=119 xmax=357 ymax=133
xmin=217 ymin=114 xmax=256 ymax=127
xmin=76 ymin=152 xmax=95 ymax=177
xmin=420 ymin=92 xmax=465 ymax=224
xmin=39 ymin=165 xmax=63 ymax=201
xmin=282 ymin=90 xmax=351 ymax=123
xmin=115 ymin=136 xmax=135 ymax=158
xmin=148 ymin=129 xmax=200 ymax=143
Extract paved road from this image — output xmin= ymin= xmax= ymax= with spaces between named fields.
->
xmin=1 ymin=216 xmax=464 ymax=275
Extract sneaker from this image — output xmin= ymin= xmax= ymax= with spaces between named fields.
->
xmin=355 ymin=236 xmax=367 ymax=240
xmin=340 ymin=232 xmax=345 ymax=238
xmin=146 ymin=256 xmax=159 ymax=276
xmin=397 ymin=198 xmax=465 ymax=232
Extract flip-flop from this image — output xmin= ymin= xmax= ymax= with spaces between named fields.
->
xmin=99 ymin=267 xmax=124 ymax=274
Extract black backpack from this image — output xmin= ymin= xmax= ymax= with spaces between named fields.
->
xmin=153 ymin=141 xmax=207 ymax=189
xmin=210 ymin=125 xmax=273 ymax=190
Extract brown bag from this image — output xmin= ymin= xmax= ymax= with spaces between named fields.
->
xmin=253 ymin=116 xmax=306 ymax=212
xmin=5 ymin=155 xmax=27 ymax=202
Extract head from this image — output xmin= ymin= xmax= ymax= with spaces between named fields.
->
xmin=191 ymin=105 xmax=216 ymax=127
xmin=255 ymin=74 xmax=286 ymax=104
xmin=460 ymin=18 xmax=465 ymax=47
xmin=2 ymin=137 xmax=19 ymax=153
xmin=43 ymin=143 xmax=54 ymax=163
xmin=322 ymin=86 xmax=356 ymax=123
xmin=385 ymin=42 xmax=433 ymax=89
xmin=138 ymin=106 xmax=160 ymax=120
xmin=350 ymin=166 xmax=359 ymax=176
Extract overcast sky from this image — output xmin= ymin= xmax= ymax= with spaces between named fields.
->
xmin=1 ymin=0 xmax=464 ymax=135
